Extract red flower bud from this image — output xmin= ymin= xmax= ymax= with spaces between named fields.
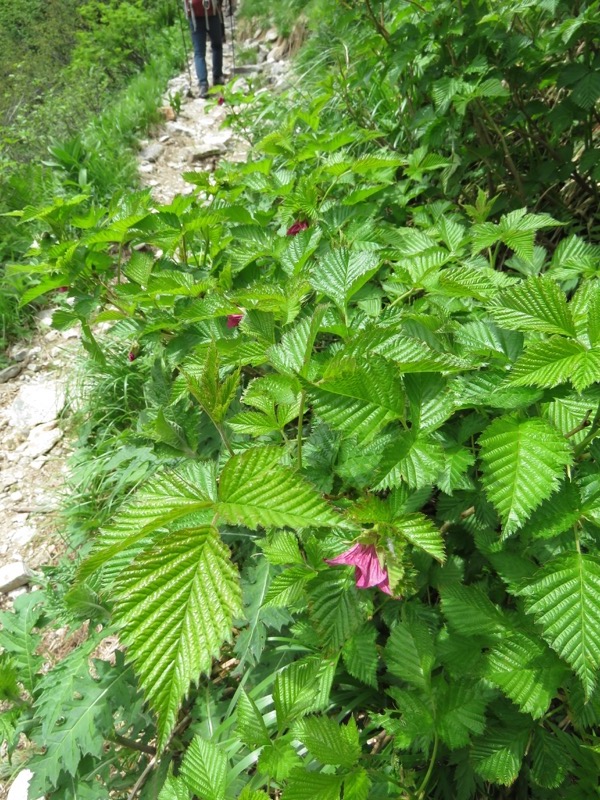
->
xmin=128 ymin=351 xmax=137 ymax=362
xmin=218 ymin=96 xmax=225 ymax=106
xmin=286 ymin=220 xmax=309 ymax=236
xmin=57 ymin=286 xmax=69 ymax=293
xmin=227 ymin=313 xmax=244 ymax=328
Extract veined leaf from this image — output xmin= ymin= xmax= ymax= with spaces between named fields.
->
xmin=484 ymin=630 xmax=568 ymax=717
xmin=180 ymin=736 xmax=227 ymax=800
xmin=268 ymin=306 xmax=327 ymax=377
xmin=308 ymin=357 xmax=404 ymax=444
xmin=274 ymin=658 xmax=322 ymax=728
xmin=489 ymin=275 xmax=575 ymax=336
xmin=78 ymin=460 xmax=216 ymax=580
xmin=309 ymin=571 xmax=364 ymax=652
xmin=310 ymin=248 xmax=379 ymax=311
xmin=114 ymin=527 xmax=241 ymax=746
xmin=434 ymin=679 xmax=488 ymax=748
xmin=384 ymin=620 xmax=435 ymax=690
xmin=390 ymin=512 xmax=445 ymax=562
xmin=263 ymin=565 xmax=317 ymax=608
xmin=293 ymin=716 xmax=361 ymax=768
xmin=516 ymin=553 xmax=600 ymax=696
xmin=282 ymin=770 xmax=343 ymax=800
xmin=471 ymin=719 xmax=531 ymax=786
xmin=479 ymin=416 xmax=572 ymax=535
xmin=374 ymin=432 xmax=444 ymax=490
xmin=440 ymin=583 xmax=505 ymax=638
xmin=237 ymin=690 xmax=270 ymax=748
xmin=217 ymin=447 xmax=339 ymax=529
xmin=509 ymin=337 xmax=600 ymax=392
xmin=342 ymin=625 xmax=378 ymax=687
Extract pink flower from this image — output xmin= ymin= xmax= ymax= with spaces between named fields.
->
xmin=286 ymin=220 xmax=309 ymax=236
xmin=57 ymin=287 xmax=68 ymax=293
xmin=128 ymin=351 xmax=137 ymax=362
xmin=325 ymin=543 xmax=392 ymax=595
xmin=227 ymin=313 xmax=244 ymax=328
xmin=218 ymin=96 xmax=225 ymax=106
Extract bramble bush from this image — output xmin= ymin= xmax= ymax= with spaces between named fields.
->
xmin=2 ymin=1 xmax=600 ymax=798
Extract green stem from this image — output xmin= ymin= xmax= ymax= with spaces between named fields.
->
xmin=416 ymin=734 xmax=439 ymax=799
xmin=297 ymin=390 xmax=306 ymax=470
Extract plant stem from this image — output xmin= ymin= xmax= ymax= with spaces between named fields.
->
xmin=297 ymin=390 xmax=306 ymax=470
xmin=416 ymin=734 xmax=439 ymax=799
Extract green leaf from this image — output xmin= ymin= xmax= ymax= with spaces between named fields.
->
xmin=435 ymin=679 xmax=488 ymax=748
xmin=342 ymin=625 xmax=379 ymax=687
xmin=479 ymin=416 xmax=572 ymax=535
xmin=484 ymin=630 xmax=568 ymax=717
xmin=0 ymin=592 xmax=44 ymax=694
xmin=309 ymin=571 xmax=364 ymax=652
xmin=530 ymin=727 xmax=572 ymax=789
xmin=343 ymin=769 xmax=371 ymax=800
xmin=440 ymin=583 xmax=505 ymax=638
xmin=158 ymin=776 xmax=190 ymax=800
xmin=384 ymin=620 xmax=435 ymax=690
xmin=268 ymin=306 xmax=327 ymax=377
xmin=263 ymin=565 xmax=317 ymax=608
xmin=217 ymin=447 xmax=340 ymax=529
xmin=509 ymin=338 xmax=600 ymax=392
xmin=114 ymin=527 xmax=241 ymax=746
xmin=516 ymin=553 xmax=600 ymax=696
xmin=489 ymin=276 xmax=575 ymax=336
xmin=237 ymin=690 xmax=271 ymax=748
xmin=179 ymin=736 xmax=227 ymax=800
xmin=258 ymin=738 xmax=302 ymax=781
xmin=79 ymin=460 xmax=216 ymax=580
xmin=374 ymin=432 xmax=444 ymax=491
xmin=282 ymin=770 xmax=343 ymax=800
xmin=273 ymin=658 xmax=322 ymax=728
xmin=293 ymin=715 xmax=361 ymax=767
xmin=308 ymin=356 xmax=404 ymax=444
xmin=310 ymin=248 xmax=379 ymax=311
xmin=391 ymin=512 xmax=445 ymax=562
xmin=471 ymin=719 xmax=530 ymax=786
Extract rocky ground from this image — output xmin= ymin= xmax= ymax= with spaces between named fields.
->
xmin=0 ymin=23 xmax=292 ymax=800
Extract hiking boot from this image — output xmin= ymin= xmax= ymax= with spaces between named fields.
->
xmin=213 ymin=75 xmax=227 ymax=87
xmin=199 ymin=81 xmax=209 ymax=99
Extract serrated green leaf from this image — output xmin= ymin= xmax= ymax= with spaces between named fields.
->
xmin=435 ymin=679 xmax=488 ymax=748
xmin=342 ymin=625 xmax=379 ymax=687
xmin=268 ymin=306 xmax=326 ymax=377
xmin=479 ymin=416 xmax=572 ymax=535
xmin=391 ymin=512 xmax=445 ymax=562
xmin=217 ymin=447 xmax=339 ymax=529
xmin=274 ymin=658 xmax=322 ymax=728
xmin=385 ymin=620 xmax=435 ymax=690
xmin=471 ymin=720 xmax=530 ymax=785
xmin=530 ymin=727 xmax=571 ymax=789
xmin=308 ymin=357 xmax=404 ymax=443
xmin=258 ymin=738 xmax=302 ymax=781
xmin=516 ymin=553 xmax=600 ymax=696
xmin=484 ymin=630 xmax=567 ymax=717
xmin=237 ymin=690 xmax=271 ymax=748
xmin=310 ymin=248 xmax=379 ymax=310
xmin=440 ymin=583 xmax=505 ymax=638
xmin=263 ymin=565 xmax=316 ymax=608
xmin=509 ymin=337 xmax=600 ymax=392
xmin=294 ymin=715 xmax=360 ymax=767
xmin=309 ymin=571 xmax=364 ymax=652
xmin=282 ymin=769 xmax=343 ymax=800
xmin=519 ymin=481 xmax=582 ymax=540
xmin=489 ymin=276 xmax=575 ymax=336
xmin=375 ymin=432 xmax=444 ymax=490
xmin=114 ymin=527 xmax=241 ymax=746
xmin=180 ymin=736 xmax=227 ymax=800
xmin=158 ymin=775 xmax=190 ymax=800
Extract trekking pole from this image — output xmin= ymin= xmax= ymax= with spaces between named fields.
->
xmin=177 ymin=0 xmax=194 ymax=89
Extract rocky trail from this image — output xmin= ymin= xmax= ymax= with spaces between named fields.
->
xmin=0 ymin=24 xmax=292 ymax=799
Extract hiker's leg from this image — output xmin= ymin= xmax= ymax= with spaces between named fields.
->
xmin=189 ymin=17 xmax=208 ymax=86
xmin=207 ymin=13 xmax=224 ymax=83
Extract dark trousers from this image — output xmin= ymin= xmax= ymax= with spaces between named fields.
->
xmin=189 ymin=14 xmax=223 ymax=85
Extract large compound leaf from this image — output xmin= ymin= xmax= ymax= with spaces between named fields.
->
xmin=310 ymin=248 xmax=379 ymax=311
xmin=516 ymin=553 xmax=600 ymax=696
xmin=308 ymin=357 xmax=404 ymax=443
xmin=479 ymin=416 xmax=572 ymax=535
xmin=489 ymin=275 xmax=575 ymax=336
xmin=217 ymin=447 xmax=339 ymax=529
xmin=114 ymin=527 xmax=241 ymax=746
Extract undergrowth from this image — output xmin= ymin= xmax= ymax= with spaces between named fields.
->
xmin=1 ymin=1 xmax=600 ymax=799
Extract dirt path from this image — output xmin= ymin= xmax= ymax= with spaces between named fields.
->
xmin=1 ymin=24 xmax=292 ymax=800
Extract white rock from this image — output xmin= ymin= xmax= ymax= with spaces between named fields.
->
xmin=6 ymin=380 xmax=66 ymax=430
xmin=13 ymin=526 xmax=37 ymax=546
xmin=265 ymin=27 xmax=278 ymax=42
xmin=0 ymin=561 xmax=31 ymax=593
xmin=6 ymin=769 xmax=43 ymax=800
xmin=8 ymin=491 xmax=23 ymax=503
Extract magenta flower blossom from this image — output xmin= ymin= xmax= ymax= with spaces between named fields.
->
xmin=128 ymin=351 xmax=137 ymax=362
xmin=218 ymin=96 xmax=225 ymax=106
xmin=286 ymin=220 xmax=309 ymax=236
xmin=57 ymin=287 xmax=69 ymax=293
xmin=325 ymin=543 xmax=392 ymax=595
xmin=227 ymin=313 xmax=244 ymax=328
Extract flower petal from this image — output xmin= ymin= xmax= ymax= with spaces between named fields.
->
xmin=325 ymin=542 xmax=364 ymax=567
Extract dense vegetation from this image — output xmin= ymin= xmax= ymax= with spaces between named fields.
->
xmin=0 ymin=0 xmax=184 ymax=359
xmin=2 ymin=1 xmax=600 ymax=798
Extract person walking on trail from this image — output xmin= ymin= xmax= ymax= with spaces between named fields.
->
xmin=184 ymin=0 xmax=229 ymax=99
